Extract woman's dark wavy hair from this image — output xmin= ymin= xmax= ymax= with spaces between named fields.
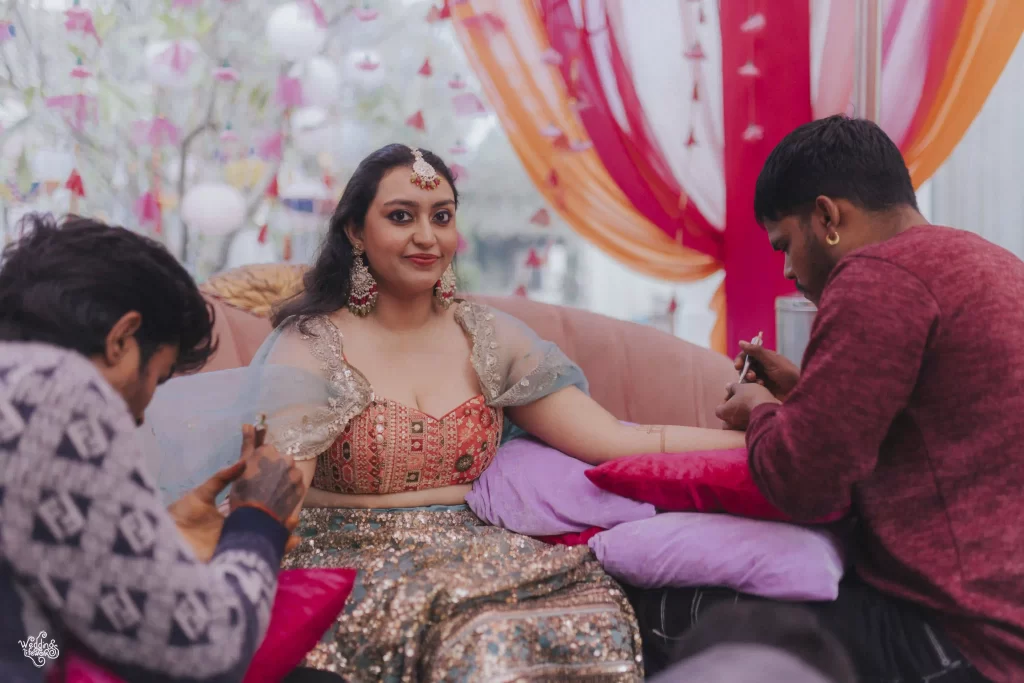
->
xmin=0 ymin=213 xmax=216 ymax=374
xmin=272 ymin=144 xmax=458 ymax=328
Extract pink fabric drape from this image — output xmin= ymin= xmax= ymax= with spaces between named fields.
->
xmin=540 ymin=0 xmax=723 ymax=259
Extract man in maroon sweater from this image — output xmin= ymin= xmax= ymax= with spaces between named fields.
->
xmin=710 ymin=116 xmax=1024 ymax=682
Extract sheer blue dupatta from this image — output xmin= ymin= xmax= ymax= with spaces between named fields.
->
xmin=142 ymin=318 xmax=358 ymax=503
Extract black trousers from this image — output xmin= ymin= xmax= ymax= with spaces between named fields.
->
xmin=624 ymin=576 xmax=990 ymax=682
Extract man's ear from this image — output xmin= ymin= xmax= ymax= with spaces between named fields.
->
xmin=103 ymin=311 xmax=142 ymax=366
xmin=814 ymin=196 xmax=842 ymax=231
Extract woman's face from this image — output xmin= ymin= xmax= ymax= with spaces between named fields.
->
xmin=354 ymin=166 xmax=457 ymax=297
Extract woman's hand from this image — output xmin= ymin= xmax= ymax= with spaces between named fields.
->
xmin=734 ymin=341 xmax=801 ymax=400
xmin=169 ymin=459 xmax=245 ymax=562
xmin=170 ymin=427 xmax=304 ymax=561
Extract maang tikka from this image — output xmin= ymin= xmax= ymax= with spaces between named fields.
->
xmin=347 ymin=244 xmax=378 ymax=316
xmin=409 ymin=147 xmax=442 ymax=190
xmin=408 ymin=147 xmax=457 ymax=309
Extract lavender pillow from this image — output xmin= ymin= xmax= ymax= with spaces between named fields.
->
xmin=466 ymin=437 xmax=656 ymax=536
xmin=589 ymin=513 xmax=845 ymax=601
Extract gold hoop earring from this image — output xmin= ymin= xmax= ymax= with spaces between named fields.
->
xmin=434 ymin=263 xmax=457 ymax=310
xmin=826 ymin=231 xmax=841 ymax=247
xmin=347 ymin=245 xmax=378 ymax=316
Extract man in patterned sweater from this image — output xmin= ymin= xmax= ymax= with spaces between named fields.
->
xmin=0 ymin=215 xmax=307 ymax=682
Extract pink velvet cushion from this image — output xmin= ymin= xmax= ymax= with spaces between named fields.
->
xmin=56 ymin=568 xmax=355 ymax=683
xmin=585 ymin=449 xmax=848 ymax=523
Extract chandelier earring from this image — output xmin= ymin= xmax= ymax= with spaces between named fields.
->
xmin=347 ymin=244 xmax=378 ymax=316
xmin=434 ymin=263 xmax=457 ymax=310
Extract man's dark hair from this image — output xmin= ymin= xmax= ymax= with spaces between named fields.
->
xmin=754 ymin=115 xmax=918 ymax=224
xmin=0 ymin=214 xmax=216 ymax=374
xmin=671 ymin=602 xmax=856 ymax=683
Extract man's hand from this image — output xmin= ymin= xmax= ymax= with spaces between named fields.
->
xmin=229 ymin=424 xmax=307 ymax=525
xmin=734 ymin=341 xmax=801 ymax=400
xmin=716 ymin=382 xmax=780 ymax=431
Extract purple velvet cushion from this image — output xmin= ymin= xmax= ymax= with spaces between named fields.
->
xmin=466 ymin=437 xmax=656 ymax=536
xmin=589 ymin=513 xmax=845 ymax=601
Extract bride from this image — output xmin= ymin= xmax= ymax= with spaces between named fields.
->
xmin=151 ymin=144 xmax=744 ymax=681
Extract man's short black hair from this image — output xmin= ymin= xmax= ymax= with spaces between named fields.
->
xmin=0 ymin=214 xmax=216 ymax=374
xmin=671 ymin=602 xmax=856 ymax=683
xmin=754 ymin=115 xmax=918 ymax=224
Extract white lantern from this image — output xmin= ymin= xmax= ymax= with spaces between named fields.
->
xmin=289 ymin=57 xmax=340 ymax=108
xmin=266 ymin=3 xmax=327 ymax=62
xmin=144 ymin=40 xmax=205 ymax=90
xmin=181 ymin=182 xmax=246 ymax=236
xmin=290 ymin=106 xmax=336 ymax=157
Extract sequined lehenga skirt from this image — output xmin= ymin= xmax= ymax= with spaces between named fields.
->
xmin=283 ymin=505 xmax=643 ymax=682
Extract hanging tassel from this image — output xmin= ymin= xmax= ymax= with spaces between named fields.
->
xmin=525 ymin=248 xmax=544 ymax=268
xmin=265 ymin=175 xmax=279 ymax=199
xmin=257 ymin=224 xmax=268 ymax=244
xmin=668 ymin=296 xmax=678 ymax=314
xmin=686 ymin=128 xmax=697 ymax=148
xmin=530 ymin=208 xmax=551 ymax=226
xmin=418 ymin=58 xmax=432 ymax=76
xmin=282 ymin=234 xmax=293 ymax=261
xmin=514 ymin=284 xmax=528 ymax=298
xmin=693 ymin=83 xmax=700 ymax=101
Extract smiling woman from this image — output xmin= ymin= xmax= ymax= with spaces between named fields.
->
xmin=149 ymin=143 xmax=743 ymax=680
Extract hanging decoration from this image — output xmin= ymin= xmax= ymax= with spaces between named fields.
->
xmin=405 ymin=110 xmax=426 ymax=131
xmin=355 ymin=5 xmax=380 ymax=22
xmin=449 ymin=163 xmax=467 ymax=182
xmin=448 ymin=73 xmax=466 ymax=89
xmin=181 ymin=182 xmax=247 ymax=236
xmin=451 ymin=92 xmax=486 ymax=116
xmin=145 ymin=39 xmax=204 ymax=90
xmin=355 ymin=55 xmax=380 ymax=71
xmin=65 ymin=170 xmax=85 ymax=213
xmin=529 ymin=208 xmax=551 ymax=227
xmin=132 ymin=117 xmax=181 ymax=147
xmin=524 ymin=247 xmax=544 ymax=268
xmin=418 ymin=58 xmax=433 ymax=76
xmin=514 ymin=284 xmax=528 ymax=298
xmin=134 ymin=191 xmax=162 ymax=231
xmin=289 ymin=57 xmax=340 ymax=107
xmin=213 ymin=61 xmax=240 ymax=82
xmin=266 ymin=2 xmax=327 ymax=61
xmin=65 ymin=4 xmax=100 ymax=44
xmin=275 ymin=74 xmax=305 ymax=108
xmin=257 ymin=223 xmax=269 ymax=245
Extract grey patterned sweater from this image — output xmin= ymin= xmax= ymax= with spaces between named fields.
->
xmin=0 ymin=342 xmax=288 ymax=683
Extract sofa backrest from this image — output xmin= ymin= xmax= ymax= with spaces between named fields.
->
xmin=199 ymin=267 xmax=734 ymax=429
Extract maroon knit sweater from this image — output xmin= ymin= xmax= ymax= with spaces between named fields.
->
xmin=747 ymin=226 xmax=1024 ymax=683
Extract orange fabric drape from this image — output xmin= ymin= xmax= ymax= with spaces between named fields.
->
xmin=450 ymin=1 xmax=728 ymax=351
xmin=906 ymin=0 xmax=1024 ymax=186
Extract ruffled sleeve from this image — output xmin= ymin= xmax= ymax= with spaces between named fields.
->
xmin=260 ymin=315 xmax=374 ymax=461
xmin=456 ymin=301 xmax=588 ymax=407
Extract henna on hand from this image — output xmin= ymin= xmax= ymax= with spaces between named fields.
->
xmin=229 ymin=447 xmax=305 ymax=522
xmin=633 ymin=424 xmax=668 ymax=453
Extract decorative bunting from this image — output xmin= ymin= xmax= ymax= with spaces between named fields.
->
xmin=439 ymin=0 xmax=453 ymax=19
xmin=265 ymin=175 xmax=280 ymax=199
xmin=524 ymin=248 xmax=544 ymax=268
xmin=514 ymin=284 xmax=528 ymax=298
xmin=686 ymin=128 xmax=697 ymax=148
xmin=356 ymin=55 xmax=380 ymax=71
xmin=257 ymin=223 xmax=269 ymax=244
xmin=65 ymin=170 xmax=85 ymax=198
xmin=418 ymin=58 xmax=432 ymax=76
xmin=529 ymin=208 xmax=551 ymax=226
xmin=65 ymin=7 xmax=100 ymax=43
xmin=740 ymin=13 xmax=767 ymax=33
xmin=134 ymin=191 xmax=162 ymax=230
xmin=452 ymin=92 xmax=486 ymax=116
xmin=213 ymin=62 xmax=240 ymax=82
xmin=405 ymin=110 xmax=426 ymax=131
xmin=738 ymin=61 xmax=761 ymax=78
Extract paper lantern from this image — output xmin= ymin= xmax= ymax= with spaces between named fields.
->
xmin=266 ymin=3 xmax=327 ymax=61
xmin=144 ymin=39 xmax=204 ymax=90
xmin=181 ymin=182 xmax=246 ymax=236
xmin=289 ymin=57 xmax=340 ymax=108
xmin=290 ymin=106 xmax=335 ymax=157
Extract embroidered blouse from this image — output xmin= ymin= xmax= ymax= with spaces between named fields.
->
xmin=262 ymin=302 xmax=585 ymax=496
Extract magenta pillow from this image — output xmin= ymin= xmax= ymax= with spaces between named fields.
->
xmin=535 ymin=526 xmax=603 ymax=546
xmin=57 ymin=568 xmax=355 ymax=683
xmin=466 ymin=437 xmax=655 ymax=536
xmin=589 ymin=513 xmax=845 ymax=601
xmin=585 ymin=449 xmax=847 ymax=523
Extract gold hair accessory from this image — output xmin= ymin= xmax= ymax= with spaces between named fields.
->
xmin=410 ymin=148 xmax=442 ymax=190
xmin=826 ymin=231 xmax=841 ymax=247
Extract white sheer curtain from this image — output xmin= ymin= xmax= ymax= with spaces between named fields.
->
xmin=929 ymin=38 xmax=1024 ymax=257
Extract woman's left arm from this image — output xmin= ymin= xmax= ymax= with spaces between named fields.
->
xmin=507 ymin=386 xmax=746 ymax=465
